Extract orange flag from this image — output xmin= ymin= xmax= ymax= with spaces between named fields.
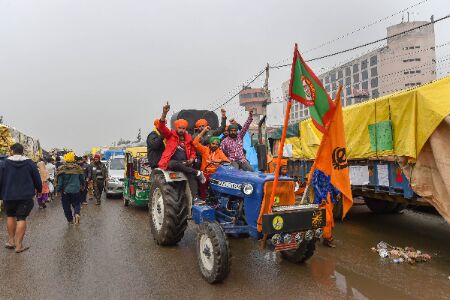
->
xmin=307 ymin=87 xmax=353 ymax=219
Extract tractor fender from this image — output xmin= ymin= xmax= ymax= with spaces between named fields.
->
xmin=152 ymin=168 xmax=188 ymax=182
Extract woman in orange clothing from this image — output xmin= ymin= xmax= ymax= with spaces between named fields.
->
xmin=193 ymin=126 xmax=229 ymax=199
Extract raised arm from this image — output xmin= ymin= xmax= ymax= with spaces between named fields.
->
xmin=158 ymin=102 xmax=172 ymax=138
xmin=211 ymin=109 xmax=227 ymax=136
xmin=238 ymin=110 xmax=253 ymax=139
xmin=193 ymin=127 xmax=210 ymax=155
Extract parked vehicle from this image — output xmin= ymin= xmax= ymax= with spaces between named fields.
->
xmin=105 ymin=156 xmax=125 ymax=198
xmin=123 ymin=147 xmax=151 ymax=207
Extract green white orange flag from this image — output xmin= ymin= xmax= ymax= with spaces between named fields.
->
xmin=289 ymin=44 xmax=335 ymax=133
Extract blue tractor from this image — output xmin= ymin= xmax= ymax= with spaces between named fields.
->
xmin=149 ymin=162 xmax=326 ymax=283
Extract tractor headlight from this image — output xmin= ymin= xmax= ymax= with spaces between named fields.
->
xmin=295 ymin=232 xmax=304 ymax=245
xmin=242 ymin=183 xmax=254 ymax=195
xmin=315 ymin=228 xmax=323 ymax=238
xmin=283 ymin=233 xmax=292 ymax=244
xmin=305 ymin=230 xmax=314 ymax=241
xmin=271 ymin=234 xmax=281 ymax=245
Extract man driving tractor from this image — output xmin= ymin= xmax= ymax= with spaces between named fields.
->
xmin=193 ymin=126 xmax=229 ymax=200
xmin=157 ymin=102 xmax=206 ymax=203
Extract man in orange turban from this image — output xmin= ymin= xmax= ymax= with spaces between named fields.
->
xmin=157 ymin=102 xmax=206 ymax=203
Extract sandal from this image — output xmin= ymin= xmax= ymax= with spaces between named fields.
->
xmin=15 ymin=246 xmax=30 ymax=253
xmin=5 ymin=243 xmax=15 ymax=249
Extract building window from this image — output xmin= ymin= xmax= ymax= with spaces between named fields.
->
xmin=345 ymin=77 xmax=351 ymax=86
xmin=415 ymin=58 xmax=420 ymax=61
xmin=370 ymin=56 xmax=377 ymax=66
xmin=325 ymin=76 xmax=330 ymax=84
xmin=416 ymin=70 xmax=421 ymax=74
xmin=416 ymin=82 xmax=421 ymax=85
xmin=372 ymin=89 xmax=379 ymax=98
xmin=299 ymin=111 xmax=303 ymax=118
xmin=346 ymin=85 xmax=351 ymax=95
xmin=361 ymin=60 xmax=367 ymax=70
xmin=353 ymin=83 xmax=360 ymax=90
xmin=332 ymin=91 xmax=336 ymax=99
xmin=353 ymin=73 xmax=359 ymax=83
xmin=332 ymin=82 xmax=337 ymax=91
xmin=326 ymin=85 xmax=330 ymax=92
xmin=353 ymin=64 xmax=359 ymax=73
xmin=371 ymin=77 xmax=378 ymax=88
xmin=338 ymin=79 xmax=343 ymax=88
xmin=362 ymin=81 xmax=368 ymax=90
xmin=362 ymin=70 xmax=368 ymax=81
xmin=345 ymin=67 xmax=351 ymax=76
xmin=338 ymin=70 xmax=343 ymax=79
xmin=330 ymin=73 xmax=336 ymax=81
xmin=346 ymin=98 xmax=352 ymax=106
xmin=305 ymin=110 xmax=309 ymax=116
xmin=371 ymin=67 xmax=378 ymax=77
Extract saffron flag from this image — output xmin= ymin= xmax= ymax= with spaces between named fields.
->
xmin=289 ymin=44 xmax=335 ymax=133
xmin=307 ymin=87 xmax=353 ymax=219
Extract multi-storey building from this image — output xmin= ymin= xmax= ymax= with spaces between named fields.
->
xmin=283 ymin=18 xmax=436 ymax=123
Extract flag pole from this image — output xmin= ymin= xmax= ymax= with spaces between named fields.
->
xmin=267 ymin=98 xmax=293 ymax=213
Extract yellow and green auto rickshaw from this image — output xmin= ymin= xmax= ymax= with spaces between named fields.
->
xmin=123 ymin=147 xmax=151 ymax=207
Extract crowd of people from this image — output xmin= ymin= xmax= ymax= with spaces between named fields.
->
xmin=0 ymin=144 xmax=108 ymax=253
xmin=147 ymin=102 xmax=254 ymax=204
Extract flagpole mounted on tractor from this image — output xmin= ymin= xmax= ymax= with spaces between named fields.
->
xmin=266 ymin=44 xmax=300 ymax=213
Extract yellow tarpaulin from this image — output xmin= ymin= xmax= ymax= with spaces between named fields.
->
xmin=286 ymin=76 xmax=450 ymax=160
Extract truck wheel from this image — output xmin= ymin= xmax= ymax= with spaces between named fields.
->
xmin=392 ymin=203 xmax=407 ymax=213
xmin=280 ymin=240 xmax=316 ymax=264
xmin=123 ymin=196 xmax=130 ymax=207
xmin=364 ymin=198 xmax=403 ymax=214
xmin=197 ymin=222 xmax=230 ymax=283
xmin=149 ymin=174 xmax=188 ymax=246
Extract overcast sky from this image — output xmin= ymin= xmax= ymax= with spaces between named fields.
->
xmin=1 ymin=0 xmax=449 ymax=153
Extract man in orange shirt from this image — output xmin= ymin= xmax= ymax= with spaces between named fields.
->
xmin=193 ymin=126 xmax=229 ymax=200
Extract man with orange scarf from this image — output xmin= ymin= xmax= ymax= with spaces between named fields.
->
xmin=157 ymin=102 xmax=206 ymax=202
xmin=193 ymin=126 xmax=229 ymax=199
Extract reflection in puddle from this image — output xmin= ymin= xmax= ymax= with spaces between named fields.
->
xmin=309 ymin=257 xmax=413 ymax=300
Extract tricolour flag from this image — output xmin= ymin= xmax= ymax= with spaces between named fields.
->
xmin=289 ymin=44 xmax=335 ymax=133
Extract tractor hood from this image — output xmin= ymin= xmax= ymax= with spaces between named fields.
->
xmin=209 ymin=165 xmax=292 ymax=197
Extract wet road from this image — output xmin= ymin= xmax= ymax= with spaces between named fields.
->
xmin=1 ymin=196 xmax=449 ymax=300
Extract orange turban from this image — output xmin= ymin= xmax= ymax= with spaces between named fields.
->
xmin=174 ymin=119 xmax=188 ymax=129
xmin=195 ymin=119 xmax=208 ymax=128
xmin=154 ymin=119 xmax=160 ymax=127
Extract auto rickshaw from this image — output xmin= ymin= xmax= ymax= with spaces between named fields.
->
xmin=123 ymin=147 xmax=151 ymax=207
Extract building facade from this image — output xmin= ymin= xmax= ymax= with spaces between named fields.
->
xmin=283 ymin=18 xmax=436 ymax=123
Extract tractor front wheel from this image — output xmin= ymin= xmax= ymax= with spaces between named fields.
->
xmin=149 ymin=174 xmax=188 ymax=246
xmin=196 ymin=222 xmax=230 ymax=283
xmin=280 ymin=240 xmax=316 ymax=264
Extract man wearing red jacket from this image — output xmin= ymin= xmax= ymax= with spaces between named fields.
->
xmin=157 ymin=102 xmax=206 ymax=202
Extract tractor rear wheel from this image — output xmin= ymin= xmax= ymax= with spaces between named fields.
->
xmin=280 ymin=240 xmax=316 ymax=264
xmin=196 ymin=222 xmax=230 ymax=283
xmin=149 ymin=174 xmax=188 ymax=246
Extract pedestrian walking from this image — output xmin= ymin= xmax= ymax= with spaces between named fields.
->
xmin=45 ymin=158 xmax=56 ymax=200
xmin=56 ymin=152 xmax=84 ymax=224
xmin=91 ymin=154 xmax=106 ymax=205
xmin=0 ymin=143 xmax=42 ymax=253
xmin=79 ymin=155 xmax=91 ymax=205
xmin=36 ymin=160 xmax=50 ymax=208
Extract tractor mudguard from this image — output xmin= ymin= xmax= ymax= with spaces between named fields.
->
xmin=152 ymin=168 xmax=188 ymax=182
